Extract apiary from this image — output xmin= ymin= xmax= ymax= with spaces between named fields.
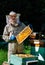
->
xmin=10 ymin=54 xmax=38 ymax=65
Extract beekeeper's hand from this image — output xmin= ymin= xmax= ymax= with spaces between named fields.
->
xmin=29 ymin=24 xmax=33 ymax=30
xmin=9 ymin=35 xmax=16 ymax=40
xmin=9 ymin=32 xmax=16 ymax=40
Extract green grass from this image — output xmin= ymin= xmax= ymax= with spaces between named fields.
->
xmin=0 ymin=49 xmax=7 ymax=65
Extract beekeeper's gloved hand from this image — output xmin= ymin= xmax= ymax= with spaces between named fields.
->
xmin=29 ymin=24 xmax=33 ymax=30
xmin=9 ymin=35 xmax=16 ymax=40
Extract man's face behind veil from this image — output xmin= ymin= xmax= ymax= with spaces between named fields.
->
xmin=9 ymin=14 xmax=17 ymax=23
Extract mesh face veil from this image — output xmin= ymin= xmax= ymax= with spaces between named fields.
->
xmin=6 ymin=11 xmax=21 ymax=24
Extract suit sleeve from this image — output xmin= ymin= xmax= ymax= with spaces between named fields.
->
xmin=21 ymin=22 xmax=26 ymax=29
xmin=2 ymin=26 xmax=9 ymax=42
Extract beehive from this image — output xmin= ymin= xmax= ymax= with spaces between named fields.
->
xmin=10 ymin=54 xmax=38 ymax=65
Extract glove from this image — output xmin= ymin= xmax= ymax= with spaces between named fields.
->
xmin=9 ymin=35 xmax=16 ymax=40
xmin=29 ymin=24 xmax=33 ymax=30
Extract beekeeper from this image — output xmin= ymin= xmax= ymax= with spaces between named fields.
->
xmin=2 ymin=11 xmax=26 ymax=63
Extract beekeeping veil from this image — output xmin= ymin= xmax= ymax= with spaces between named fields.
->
xmin=6 ymin=11 xmax=21 ymax=24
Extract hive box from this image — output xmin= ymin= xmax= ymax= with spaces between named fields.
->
xmin=10 ymin=54 xmax=38 ymax=65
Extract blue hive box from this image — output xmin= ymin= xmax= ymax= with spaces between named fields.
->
xmin=10 ymin=54 xmax=38 ymax=65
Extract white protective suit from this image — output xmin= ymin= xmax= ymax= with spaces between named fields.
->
xmin=2 ymin=12 xmax=26 ymax=63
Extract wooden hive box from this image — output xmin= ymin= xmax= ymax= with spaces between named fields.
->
xmin=10 ymin=54 xmax=38 ymax=65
